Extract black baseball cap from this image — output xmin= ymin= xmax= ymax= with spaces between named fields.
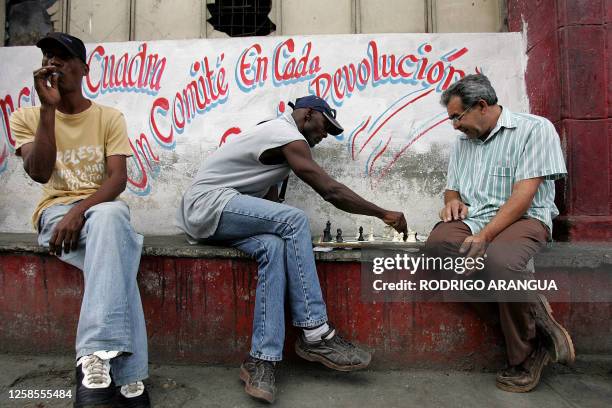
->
xmin=36 ymin=32 xmax=87 ymax=64
xmin=289 ymin=95 xmax=344 ymax=136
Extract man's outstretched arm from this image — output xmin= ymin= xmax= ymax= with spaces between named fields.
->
xmin=282 ymin=140 xmax=407 ymax=234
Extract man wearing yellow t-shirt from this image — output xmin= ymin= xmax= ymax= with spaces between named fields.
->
xmin=10 ymin=32 xmax=150 ymax=408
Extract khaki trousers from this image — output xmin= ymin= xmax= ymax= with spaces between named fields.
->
xmin=425 ymin=218 xmax=548 ymax=366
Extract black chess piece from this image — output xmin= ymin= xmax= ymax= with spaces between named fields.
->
xmin=336 ymin=228 xmax=343 ymax=243
xmin=322 ymin=220 xmax=332 ymax=242
xmin=358 ymin=226 xmax=364 ymax=241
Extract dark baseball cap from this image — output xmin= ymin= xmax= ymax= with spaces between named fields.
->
xmin=36 ymin=32 xmax=87 ymax=64
xmin=289 ymin=95 xmax=343 ymax=136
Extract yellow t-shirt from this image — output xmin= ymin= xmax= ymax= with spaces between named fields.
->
xmin=10 ymin=102 xmax=132 ymax=229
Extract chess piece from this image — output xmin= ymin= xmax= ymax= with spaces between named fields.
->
xmin=358 ymin=226 xmax=365 ymax=241
xmin=384 ymin=225 xmax=394 ymax=240
xmin=322 ymin=220 xmax=332 ymax=242
xmin=406 ymin=228 xmax=417 ymax=243
xmin=392 ymin=230 xmax=401 ymax=242
xmin=336 ymin=228 xmax=343 ymax=243
xmin=368 ymin=226 xmax=375 ymax=241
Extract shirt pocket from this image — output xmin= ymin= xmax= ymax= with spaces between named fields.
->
xmin=487 ymin=166 xmax=515 ymax=201
xmin=490 ymin=165 xmax=514 ymax=177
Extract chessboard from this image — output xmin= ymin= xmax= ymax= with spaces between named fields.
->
xmin=314 ymin=221 xmax=425 ymax=249
xmin=313 ymin=237 xmax=425 ymax=249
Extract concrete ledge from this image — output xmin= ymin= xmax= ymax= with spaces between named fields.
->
xmin=0 ymin=233 xmax=248 ymax=258
xmin=1 ymin=233 xmax=611 ymax=266
xmin=0 ymin=233 xmax=364 ymax=261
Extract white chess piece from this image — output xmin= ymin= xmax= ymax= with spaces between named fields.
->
xmin=406 ymin=228 xmax=417 ymax=243
xmin=392 ymin=230 xmax=401 ymax=242
xmin=384 ymin=225 xmax=394 ymax=240
xmin=368 ymin=226 xmax=375 ymax=241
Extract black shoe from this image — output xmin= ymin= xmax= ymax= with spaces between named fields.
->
xmin=239 ymin=356 xmax=276 ymax=404
xmin=74 ymin=355 xmax=116 ymax=408
xmin=115 ymin=382 xmax=151 ymax=408
xmin=295 ymin=325 xmax=371 ymax=371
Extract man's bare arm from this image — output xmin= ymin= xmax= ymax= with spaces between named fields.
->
xmin=20 ymin=66 xmax=63 ymax=183
xmin=281 ymin=140 xmax=407 ymax=233
xmin=479 ymin=177 xmax=544 ymax=241
xmin=460 ymin=177 xmax=543 ymax=260
xmin=20 ymin=110 xmax=59 ymax=183
xmin=48 ymin=155 xmax=128 ymax=255
xmin=444 ymin=190 xmax=462 ymax=204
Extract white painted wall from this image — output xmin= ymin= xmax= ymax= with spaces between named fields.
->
xmin=1 ymin=1 xmax=511 ymax=237
xmin=280 ymin=0 xmax=354 ymax=35
xmin=0 ymin=33 xmax=528 ymax=238
xmin=358 ymin=0 xmax=427 ymax=33
xmin=433 ymin=0 xmax=504 ymax=33
xmin=69 ymin=0 xmax=131 ymax=42
xmin=134 ymin=0 xmax=204 ymax=40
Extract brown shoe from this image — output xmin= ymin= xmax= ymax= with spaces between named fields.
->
xmin=495 ymin=344 xmax=550 ymax=393
xmin=532 ymin=294 xmax=575 ymax=365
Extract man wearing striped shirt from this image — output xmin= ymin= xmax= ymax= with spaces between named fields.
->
xmin=426 ymin=74 xmax=574 ymax=393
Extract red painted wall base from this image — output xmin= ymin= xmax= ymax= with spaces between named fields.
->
xmin=1 ymin=253 xmax=610 ymax=370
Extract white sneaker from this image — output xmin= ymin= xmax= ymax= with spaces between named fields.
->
xmin=77 ymin=354 xmax=112 ymax=389
xmin=120 ymin=381 xmax=145 ymax=398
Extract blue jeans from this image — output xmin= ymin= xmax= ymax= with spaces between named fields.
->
xmin=207 ymin=194 xmax=328 ymax=361
xmin=38 ymin=201 xmax=148 ymax=385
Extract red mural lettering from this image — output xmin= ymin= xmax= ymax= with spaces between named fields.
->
xmin=237 ymin=44 xmax=268 ymax=90
xmin=273 ymin=39 xmax=320 ymax=83
xmin=150 ymin=97 xmax=173 ymax=146
xmin=219 ymin=127 xmax=242 ymax=146
xmin=85 ymin=43 xmax=166 ymax=97
xmin=0 ymin=94 xmax=15 ymax=147
xmin=127 ymin=133 xmax=160 ymax=194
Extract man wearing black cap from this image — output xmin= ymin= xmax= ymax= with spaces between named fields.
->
xmin=177 ymin=95 xmax=407 ymax=403
xmin=9 ymin=32 xmax=150 ymax=407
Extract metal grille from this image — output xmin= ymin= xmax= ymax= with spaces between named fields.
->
xmin=206 ymin=0 xmax=276 ymax=37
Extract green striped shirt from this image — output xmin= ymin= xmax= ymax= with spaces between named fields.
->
xmin=446 ymin=107 xmax=567 ymax=237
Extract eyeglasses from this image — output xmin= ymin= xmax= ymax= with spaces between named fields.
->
xmin=326 ymin=108 xmax=337 ymax=119
xmin=449 ymin=104 xmax=474 ymax=123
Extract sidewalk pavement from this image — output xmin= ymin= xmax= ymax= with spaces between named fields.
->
xmin=0 ymin=353 xmax=610 ymax=408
